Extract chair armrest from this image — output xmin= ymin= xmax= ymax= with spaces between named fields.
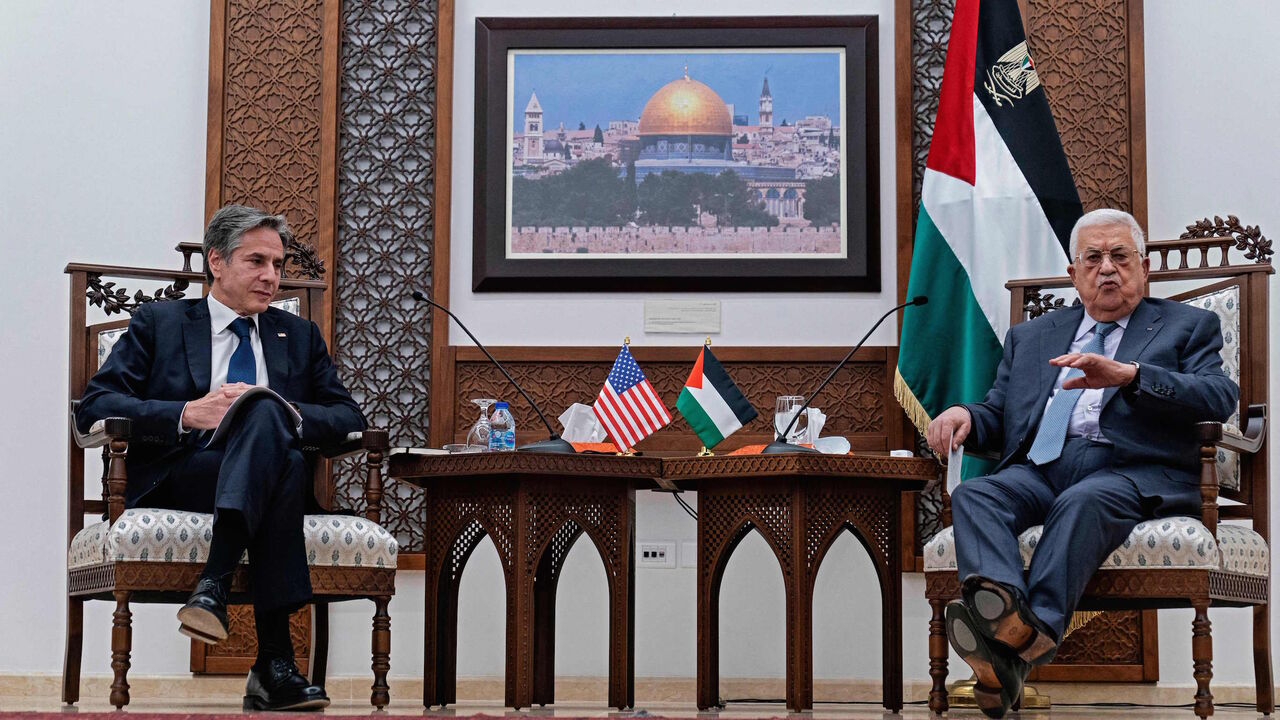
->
xmin=70 ymin=413 xmax=131 ymax=449
xmin=1197 ymin=403 xmax=1267 ymax=455
xmin=316 ymin=429 xmax=392 ymax=459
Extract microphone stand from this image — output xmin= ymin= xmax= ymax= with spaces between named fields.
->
xmin=761 ymin=296 xmax=929 ymax=455
xmin=411 ymin=291 xmax=576 ymax=454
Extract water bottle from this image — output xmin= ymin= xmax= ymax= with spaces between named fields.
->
xmin=489 ymin=401 xmax=516 ymax=451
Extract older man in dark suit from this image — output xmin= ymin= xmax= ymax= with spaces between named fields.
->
xmin=926 ymin=209 xmax=1237 ymax=718
xmin=76 ymin=205 xmax=365 ymax=711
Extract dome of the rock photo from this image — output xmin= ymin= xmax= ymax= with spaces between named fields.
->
xmin=637 ymin=76 xmax=733 ymax=137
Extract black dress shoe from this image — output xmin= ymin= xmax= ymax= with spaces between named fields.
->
xmin=961 ymin=574 xmax=1059 ymax=665
xmin=945 ymin=600 xmax=1030 ymax=719
xmin=177 ymin=577 xmax=229 ymax=644
xmin=243 ymin=656 xmax=330 ymax=711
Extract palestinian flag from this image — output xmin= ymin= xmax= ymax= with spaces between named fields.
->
xmin=676 ymin=346 xmax=758 ymax=449
xmin=896 ymin=0 xmax=1082 ymax=458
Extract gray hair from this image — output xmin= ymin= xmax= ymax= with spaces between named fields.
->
xmin=202 ymin=204 xmax=293 ymax=283
xmin=1069 ymin=208 xmax=1146 ymax=260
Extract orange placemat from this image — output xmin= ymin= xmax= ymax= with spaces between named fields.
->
xmin=571 ymin=441 xmax=620 ymax=454
xmin=727 ymin=443 xmax=815 ymax=455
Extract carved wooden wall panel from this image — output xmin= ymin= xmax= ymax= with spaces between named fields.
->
xmin=896 ymin=0 xmax=1152 ymax=682
xmin=1022 ymin=1 xmax=1146 ymax=219
xmin=330 ymin=0 xmax=439 ymax=556
xmin=206 ymin=0 xmax=335 ymax=281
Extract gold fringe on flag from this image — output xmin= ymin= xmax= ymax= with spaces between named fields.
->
xmin=894 ymin=367 xmax=934 ymax=438
xmin=1063 ymin=610 xmax=1102 ymax=638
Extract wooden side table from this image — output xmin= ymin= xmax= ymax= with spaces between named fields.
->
xmin=662 ymin=453 xmax=937 ymax=712
xmin=389 ymin=451 xmax=662 ymax=710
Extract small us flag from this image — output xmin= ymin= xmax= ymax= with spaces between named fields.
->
xmin=593 ymin=344 xmax=671 ymax=451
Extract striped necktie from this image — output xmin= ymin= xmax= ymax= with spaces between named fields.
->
xmin=1026 ymin=321 xmax=1118 ymax=465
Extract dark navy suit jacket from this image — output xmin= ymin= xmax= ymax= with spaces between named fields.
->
xmin=75 ymin=298 xmax=366 ymax=508
xmin=961 ymin=297 xmax=1238 ymax=488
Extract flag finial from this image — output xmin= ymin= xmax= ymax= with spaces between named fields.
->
xmin=704 ymin=337 xmax=711 ymax=347
xmin=624 ymin=336 xmax=630 ymax=346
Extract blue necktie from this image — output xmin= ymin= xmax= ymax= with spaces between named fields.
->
xmin=1026 ymin=321 xmax=1119 ymax=465
xmin=226 ymin=317 xmax=256 ymax=385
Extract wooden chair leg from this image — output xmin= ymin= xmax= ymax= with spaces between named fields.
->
xmin=110 ymin=591 xmax=132 ymax=709
xmin=928 ymin=597 xmax=949 ymax=714
xmin=1192 ymin=599 xmax=1213 ymax=719
xmin=1256 ymin=604 xmax=1274 ymax=715
xmin=310 ymin=602 xmax=329 ymax=688
xmin=62 ymin=597 xmax=84 ymax=705
xmin=371 ymin=596 xmax=391 ymax=709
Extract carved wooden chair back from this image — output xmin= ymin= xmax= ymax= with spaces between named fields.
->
xmin=62 ymin=242 xmax=395 ymax=711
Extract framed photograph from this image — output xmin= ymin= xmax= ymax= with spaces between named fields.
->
xmin=473 ymin=16 xmax=879 ymax=292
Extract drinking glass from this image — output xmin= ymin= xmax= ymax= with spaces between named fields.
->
xmin=465 ymin=398 xmax=496 ymax=450
xmin=773 ymin=395 xmax=807 ymax=444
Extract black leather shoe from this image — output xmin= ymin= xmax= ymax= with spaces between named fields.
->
xmin=177 ymin=577 xmax=229 ymax=644
xmin=961 ymin=575 xmax=1059 ymax=665
xmin=945 ymin=600 xmax=1030 ymax=719
xmin=243 ymin=656 xmax=330 ymax=711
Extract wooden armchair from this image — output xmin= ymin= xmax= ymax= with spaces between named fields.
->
xmin=62 ymin=244 xmax=397 ymax=709
xmin=923 ymin=217 xmax=1273 ymax=718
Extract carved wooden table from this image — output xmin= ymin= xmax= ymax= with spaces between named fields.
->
xmin=389 ymin=451 xmax=663 ymax=710
xmin=662 ymin=453 xmax=938 ymax=713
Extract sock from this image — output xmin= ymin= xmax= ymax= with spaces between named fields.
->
xmin=254 ymin=607 xmax=295 ymax=668
xmin=202 ymin=510 xmax=249 ymax=583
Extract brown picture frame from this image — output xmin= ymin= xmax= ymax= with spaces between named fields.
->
xmin=473 ymin=15 xmax=880 ymax=292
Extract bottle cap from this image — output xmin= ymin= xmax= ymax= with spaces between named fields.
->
xmin=495 ymin=401 xmax=508 ymax=409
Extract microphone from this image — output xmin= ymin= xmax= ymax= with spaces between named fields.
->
xmin=761 ymin=295 xmax=929 ymax=455
xmin=410 ymin=290 xmax=576 ymax=454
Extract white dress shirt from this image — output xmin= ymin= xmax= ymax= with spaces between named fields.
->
xmin=178 ymin=294 xmax=269 ymax=433
xmin=207 ymin=292 xmax=269 ymax=390
xmin=1043 ymin=310 xmax=1132 ymax=442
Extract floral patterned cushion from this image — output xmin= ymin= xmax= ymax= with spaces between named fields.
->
xmin=68 ymin=508 xmax=398 ymax=570
xmin=924 ymin=518 xmax=1267 ymax=577
xmin=1180 ymin=285 xmax=1242 ymax=491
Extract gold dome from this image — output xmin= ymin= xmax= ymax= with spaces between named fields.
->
xmin=638 ymin=76 xmax=732 ymax=137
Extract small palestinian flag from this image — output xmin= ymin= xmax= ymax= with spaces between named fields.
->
xmin=676 ymin=346 xmax=758 ymax=449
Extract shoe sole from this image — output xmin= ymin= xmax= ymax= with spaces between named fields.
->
xmin=176 ymin=606 xmax=228 ymax=644
xmin=243 ymin=695 xmax=331 ymax=711
xmin=967 ymin=580 xmax=1057 ymax=665
xmin=945 ymin=601 xmax=1014 ymax=719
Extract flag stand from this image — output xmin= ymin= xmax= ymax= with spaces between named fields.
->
xmin=948 ymin=676 xmax=1050 ymax=710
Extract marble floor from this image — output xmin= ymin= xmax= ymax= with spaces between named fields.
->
xmin=3 ymin=677 xmax=1270 ymax=718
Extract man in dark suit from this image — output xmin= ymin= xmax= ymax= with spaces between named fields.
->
xmin=926 ymin=209 xmax=1237 ymax=718
xmin=76 ymin=205 xmax=365 ymax=711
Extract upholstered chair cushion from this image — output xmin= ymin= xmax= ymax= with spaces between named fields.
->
xmin=924 ymin=518 xmax=1268 ymax=577
xmin=1180 ymin=284 xmax=1242 ymax=490
xmin=68 ymin=508 xmax=398 ymax=570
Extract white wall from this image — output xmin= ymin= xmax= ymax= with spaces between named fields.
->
xmin=0 ymin=0 xmax=1276 ymax=695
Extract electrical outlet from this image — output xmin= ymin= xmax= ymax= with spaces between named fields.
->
xmin=680 ymin=541 xmax=696 ymax=568
xmin=637 ymin=540 xmax=677 ymax=569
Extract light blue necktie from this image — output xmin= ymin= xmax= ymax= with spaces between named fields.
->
xmin=1026 ymin=321 xmax=1118 ymax=465
xmin=226 ymin=317 xmax=256 ymax=385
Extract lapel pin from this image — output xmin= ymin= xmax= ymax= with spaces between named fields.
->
xmin=278 ymin=332 xmax=287 ymax=338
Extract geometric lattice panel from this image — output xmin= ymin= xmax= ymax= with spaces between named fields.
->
xmin=333 ymin=0 xmax=439 ymax=553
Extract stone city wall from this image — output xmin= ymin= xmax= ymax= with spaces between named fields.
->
xmin=510 ymin=224 xmax=841 ymax=254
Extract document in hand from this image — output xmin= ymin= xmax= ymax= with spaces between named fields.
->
xmin=946 ymin=428 xmax=964 ymax=494
xmin=207 ymin=386 xmax=302 ymax=446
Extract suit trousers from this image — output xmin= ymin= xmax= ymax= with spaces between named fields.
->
xmin=950 ymin=438 xmax=1199 ymax=639
xmin=148 ymin=395 xmax=312 ymax=614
